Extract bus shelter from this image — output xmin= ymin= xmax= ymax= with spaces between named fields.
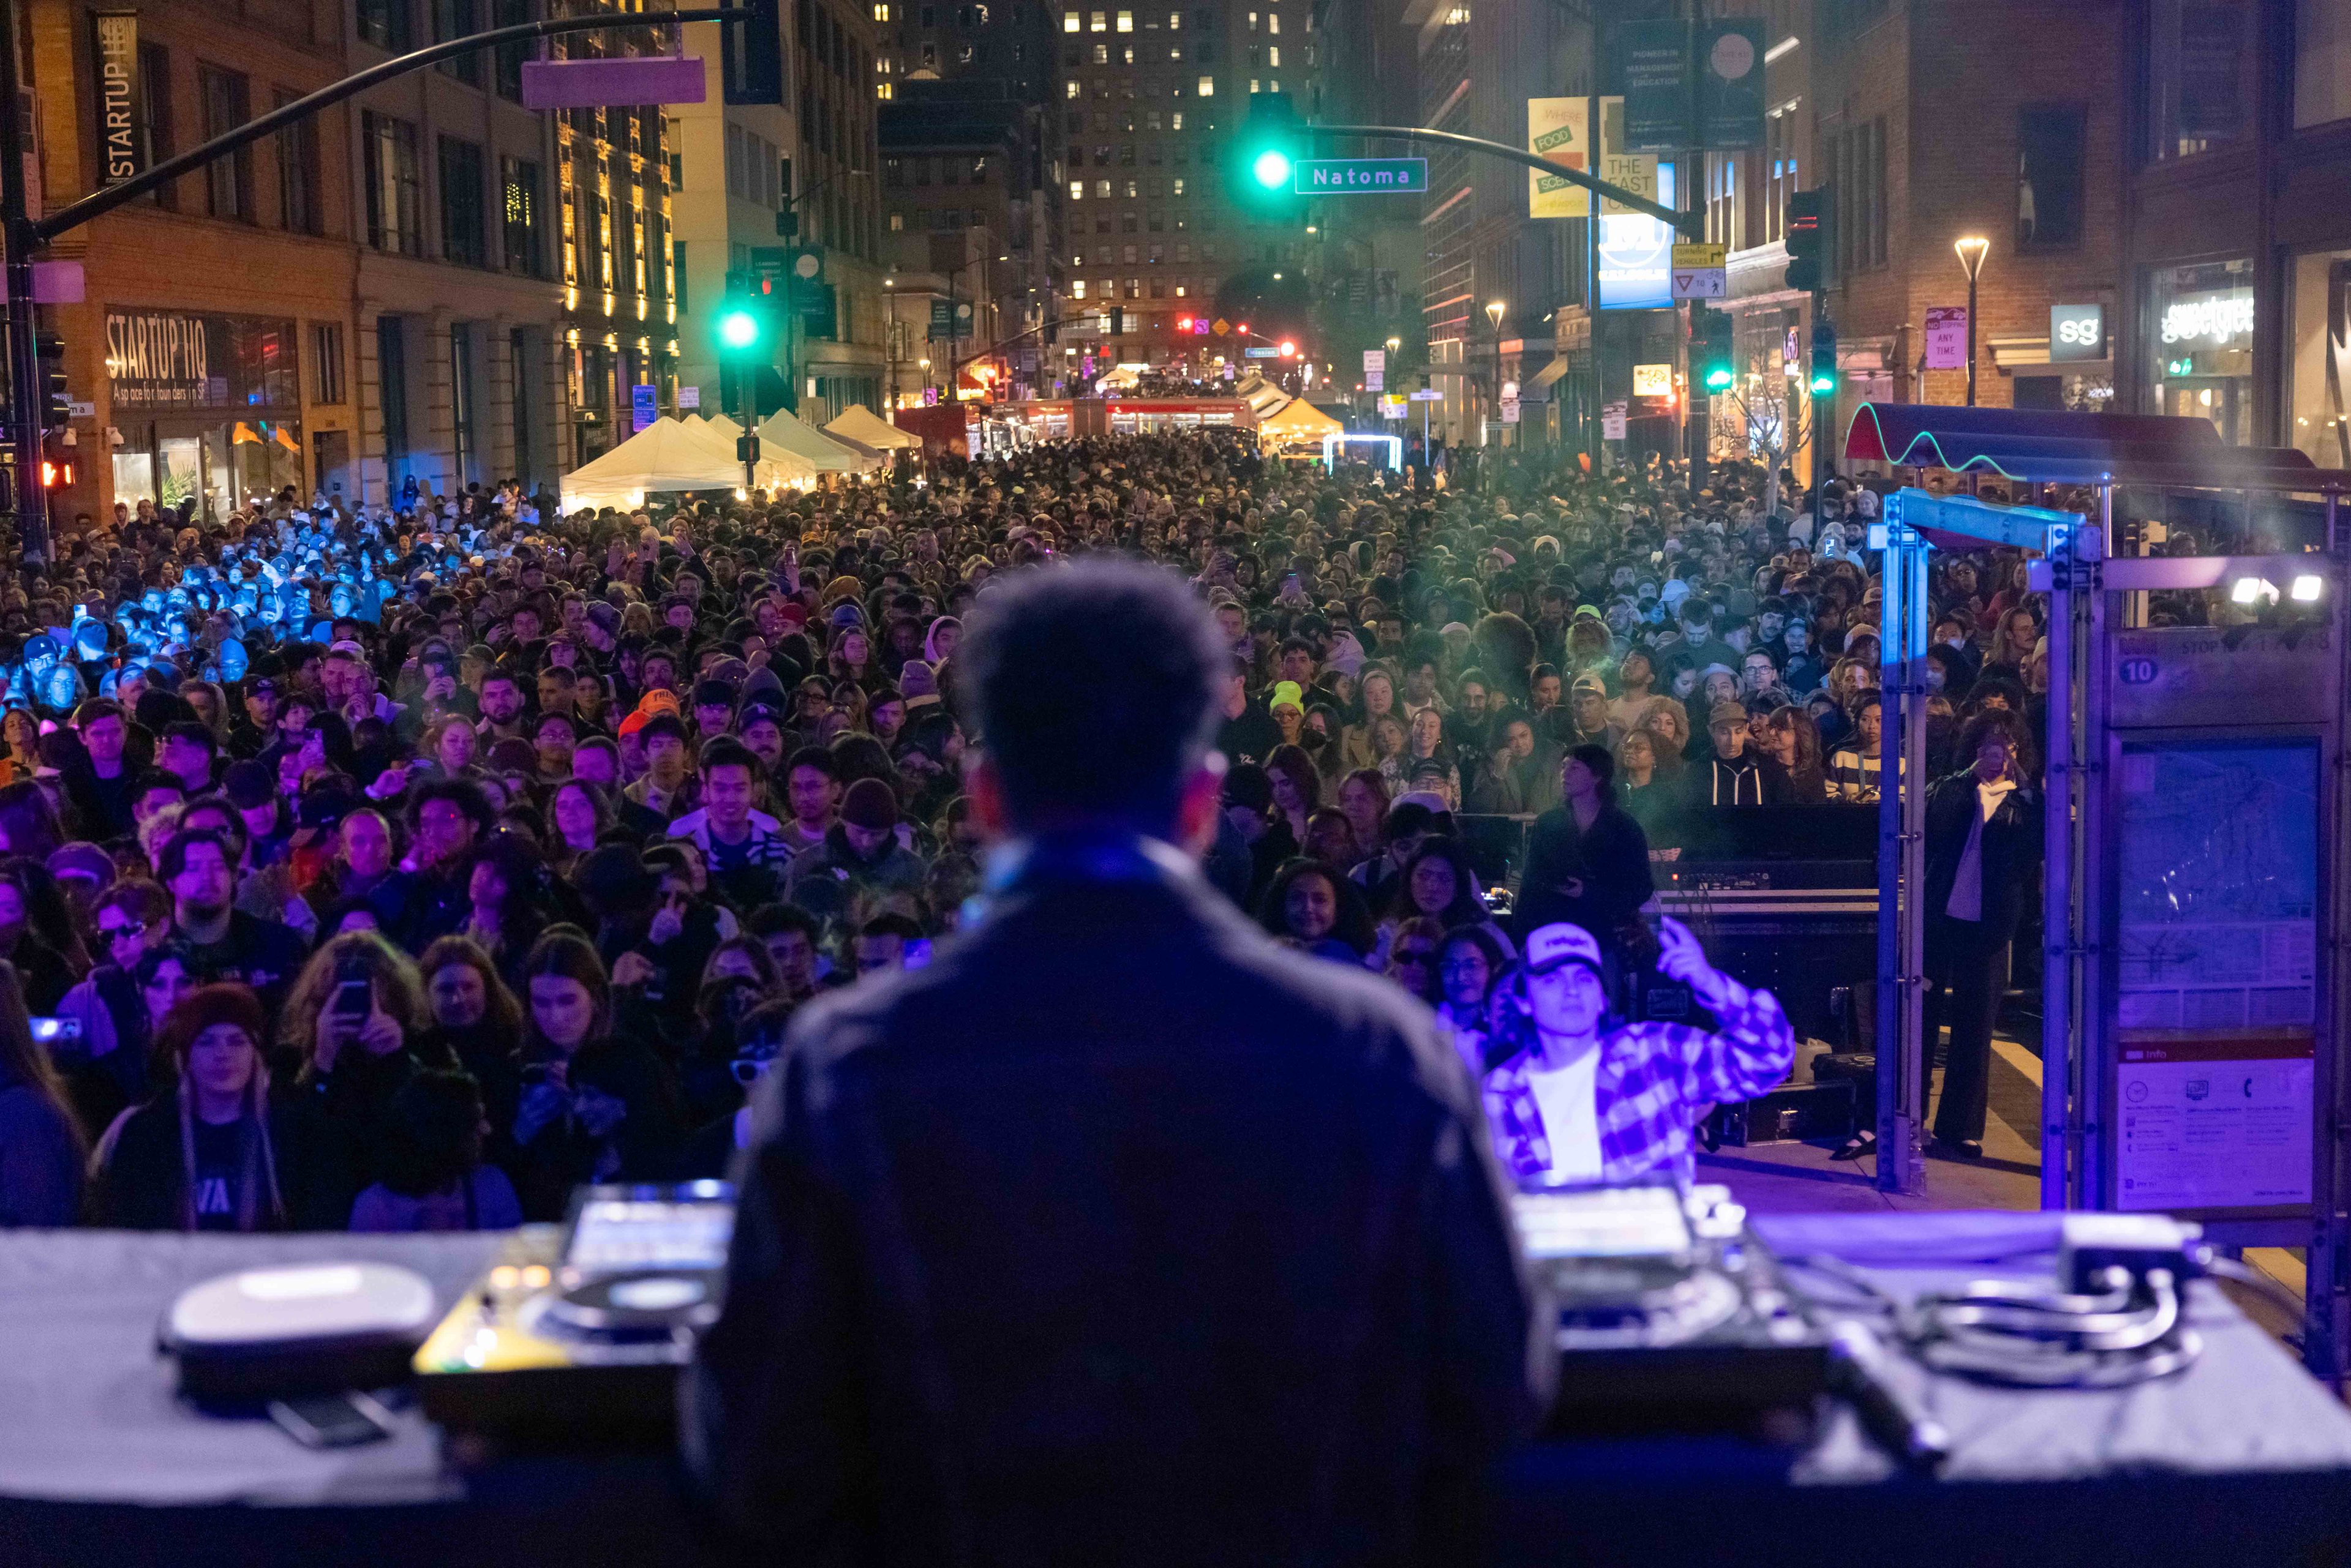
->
xmin=1843 ymin=404 xmax=2351 ymax=1376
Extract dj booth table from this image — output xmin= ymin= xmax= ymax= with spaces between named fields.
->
xmin=4 ymin=1214 xmax=2351 ymax=1567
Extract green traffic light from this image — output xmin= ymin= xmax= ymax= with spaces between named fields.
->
xmin=1810 ymin=372 xmax=1837 ymax=396
xmin=718 ymin=309 xmax=761 ymax=350
xmin=1252 ymin=149 xmax=1293 ymax=190
xmin=1703 ymin=367 xmax=1734 ymax=392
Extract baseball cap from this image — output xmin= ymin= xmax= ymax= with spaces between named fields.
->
xmin=1525 ymin=922 xmax=1603 ymax=977
xmin=45 ymin=842 xmax=115 ymax=891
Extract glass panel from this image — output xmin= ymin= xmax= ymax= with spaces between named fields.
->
xmin=111 ymin=449 xmax=156 ymax=506
xmin=157 ymin=437 xmax=201 ymax=511
xmin=2146 ymin=257 xmax=2254 ymax=445
xmin=2147 ymin=0 xmax=2255 ymax=160
xmin=2296 ymin=0 xmax=2351 ymax=128
xmin=2287 ymin=247 xmax=2351 ymax=467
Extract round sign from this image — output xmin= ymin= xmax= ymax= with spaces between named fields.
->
xmin=1710 ymin=31 xmax=1756 ymax=81
xmin=792 ymin=251 xmax=821 ymax=280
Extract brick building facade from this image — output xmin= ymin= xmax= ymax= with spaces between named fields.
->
xmin=28 ymin=0 xmax=361 ymax=523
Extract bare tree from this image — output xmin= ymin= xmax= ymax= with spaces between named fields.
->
xmin=1707 ymin=373 xmax=1822 ymax=516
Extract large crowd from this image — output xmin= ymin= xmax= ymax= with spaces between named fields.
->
xmin=0 ymin=422 xmax=2276 ymax=1229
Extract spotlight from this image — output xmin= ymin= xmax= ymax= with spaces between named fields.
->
xmin=2292 ymin=574 xmax=2324 ymax=602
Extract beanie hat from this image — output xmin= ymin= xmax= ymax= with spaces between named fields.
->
xmin=841 ymin=777 xmax=900 ymax=831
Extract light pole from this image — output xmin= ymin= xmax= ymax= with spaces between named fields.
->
xmin=1954 ymin=236 xmax=1989 ymax=407
xmin=1484 ymin=299 xmax=1506 ymax=446
xmin=884 ymin=276 xmax=897 ymax=411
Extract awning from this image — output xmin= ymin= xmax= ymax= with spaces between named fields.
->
xmin=1525 ymin=356 xmax=1571 ymax=394
xmin=1841 ymin=403 xmax=2351 ymax=491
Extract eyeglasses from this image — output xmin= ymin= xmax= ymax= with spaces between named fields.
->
xmin=99 ymin=919 xmax=146 ymax=942
xmin=1393 ymin=947 xmax=1437 ymax=964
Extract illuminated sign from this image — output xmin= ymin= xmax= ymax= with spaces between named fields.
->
xmin=2159 ymin=293 xmax=2252 ymax=346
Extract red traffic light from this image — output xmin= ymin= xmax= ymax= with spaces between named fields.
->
xmin=1278 ymin=340 xmax=1298 ymax=358
xmin=1177 ymin=315 xmax=1194 ymax=331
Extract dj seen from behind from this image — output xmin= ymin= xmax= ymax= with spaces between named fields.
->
xmin=684 ymin=558 xmax=1792 ymax=1566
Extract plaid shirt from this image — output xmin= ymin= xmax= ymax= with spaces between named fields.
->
xmin=1479 ymin=977 xmax=1795 ymax=1187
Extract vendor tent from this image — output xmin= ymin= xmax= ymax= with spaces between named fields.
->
xmin=560 ymin=417 xmax=800 ymax=511
xmin=754 ymin=406 xmax=877 ymax=472
xmin=1258 ymin=396 xmax=1345 ymax=448
xmin=824 ymin=404 xmax=922 ymax=450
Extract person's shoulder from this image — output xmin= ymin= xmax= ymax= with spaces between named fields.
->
xmin=0 ymin=1081 xmax=73 ymax=1144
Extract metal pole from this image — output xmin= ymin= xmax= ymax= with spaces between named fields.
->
xmin=2042 ymin=519 xmax=2075 ymax=1210
xmin=0 ymin=0 xmax=43 ymax=559
xmin=1899 ymin=523 xmax=1931 ymax=1189
xmin=1875 ymin=518 xmax=1909 ymax=1190
xmin=1965 ymin=272 xmax=1979 ymax=407
xmin=2075 ymin=482 xmax=2112 ymax=1208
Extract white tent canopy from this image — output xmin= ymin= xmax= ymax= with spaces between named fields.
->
xmin=560 ymin=417 xmax=802 ymax=511
xmin=824 ymin=404 xmax=920 ymax=450
xmin=754 ymin=406 xmax=877 ymax=472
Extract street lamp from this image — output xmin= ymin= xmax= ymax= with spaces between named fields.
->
xmin=1954 ymin=236 xmax=1990 ymax=407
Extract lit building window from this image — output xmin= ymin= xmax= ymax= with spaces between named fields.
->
xmin=1090 ymin=9 xmax=1106 ymax=29
xmin=1116 ymin=9 xmax=1132 ymax=30
xmin=1064 ymin=9 xmax=1079 ymax=28
xmin=1070 ymin=179 xmax=1085 ymax=198
xmin=1197 ymin=75 xmax=1213 ymax=94
xmin=1072 ymin=279 xmax=1086 ymax=297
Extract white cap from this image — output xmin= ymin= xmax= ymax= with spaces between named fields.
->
xmin=1524 ymin=922 xmax=1603 ymax=977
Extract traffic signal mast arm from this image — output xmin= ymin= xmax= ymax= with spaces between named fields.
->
xmin=946 ymin=318 xmax=1066 ymax=386
xmin=28 ymin=7 xmax=731 ymax=244
xmin=1306 ymin=122 xmax=1703 ymax=239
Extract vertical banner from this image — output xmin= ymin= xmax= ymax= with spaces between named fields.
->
xmin=1699 ymin=20 xmax=1765 ymax=149
xmin=1527 ymin=96 xmax=1590 ymax=219
xmin=90 ymin=12 xmax=144 ymax=187
xmin=1597 ymin=97 xmax=1657 ymax=219
xmin=1618 ymin=18 xmax=1691 ymax=152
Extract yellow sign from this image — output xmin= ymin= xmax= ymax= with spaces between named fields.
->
xmin=1597 ymin=98 xmax=1655 ymax=218
xmin=1211 ymin=318 xmax=1230 ymax=336
xmin=1527 ymin=97 xmax=1590 ymax=219
xmin=1672 ymin=242 xmax=1728 ymax=269
xmin=1633 ymin=362 xmax=1674 ymax=397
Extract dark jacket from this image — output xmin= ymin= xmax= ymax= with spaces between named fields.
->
xmin=1922 ymin=767 xmax=2044 ymax=940
xmin=683 ymin=839 xmax=1542 ymax=1565
xmin=96 ymin=1092 xmax=350 ymax=1231
xmin=1516 ymin=801 xmax=1655 ymax=942
xmin=0 ymin=1076 xmax=83 ymax=1226
xmin=780 ymin=823 xmax=929 ymax=923
xmin=1690 ymin=750 xmax=1767 ymax=807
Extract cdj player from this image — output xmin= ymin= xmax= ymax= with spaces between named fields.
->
xmin=413 ymin=1181 xmax=735 ymax=1441
xmin=1515 ymin=1185 xmax=1834 ymax=1439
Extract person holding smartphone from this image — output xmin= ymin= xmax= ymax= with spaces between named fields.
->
xmin=282 ymin=932 xmax=440 ymax=1195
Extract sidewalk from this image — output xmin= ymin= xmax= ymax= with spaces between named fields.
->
xmin=1696 ymin=1036 xmax=2045 ymax=1214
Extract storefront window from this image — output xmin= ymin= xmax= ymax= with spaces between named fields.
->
xmin=2147 ymin=0 xmax=2256 ymax=160
xmin=2298 ymin=0 xmax=2351 ymax=128
xmin=2148 ymin=258 xmax=2255 ymax=445
xmin=2288 ymin=247 xmax=2351 ymax=466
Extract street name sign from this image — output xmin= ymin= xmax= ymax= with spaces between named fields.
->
xmin=1292 ymin=158 xmax=1429 ymax=194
